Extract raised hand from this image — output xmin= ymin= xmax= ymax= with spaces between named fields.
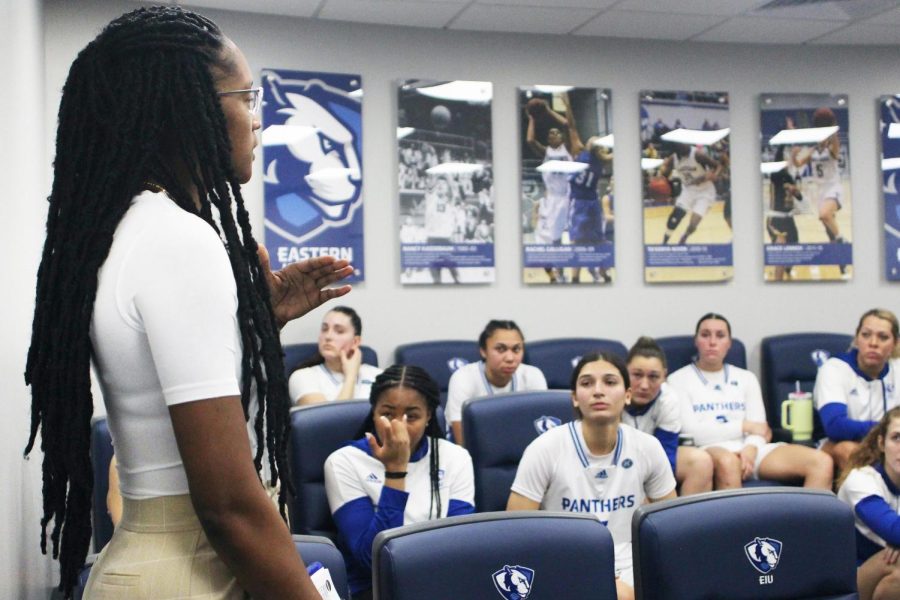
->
xmin=367 ymin=415 xmax=411 ymax=472
xmin=257 ymin=245 xmax=354 ymax=328
xmin=340 ymin=345 xmax=363 ymax=378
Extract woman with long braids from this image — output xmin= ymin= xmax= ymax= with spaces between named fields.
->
xmin=324 ymin=365 xmax=475 ymax=599
xmin=25 ymin=6 xmax=351 ymax=599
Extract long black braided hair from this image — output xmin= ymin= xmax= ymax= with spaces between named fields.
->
xmin=356 ymin=365 xmax=444 ymax=519
xmin=24 ymin=7 xmax=293 ymax=596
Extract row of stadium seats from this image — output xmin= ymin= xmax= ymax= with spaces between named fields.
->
xmin=285 ymin=331 xmax=853 ymax=439
xmin=80 ymin=489 xmax=858 ymax=599
xmin=90 ymin=332 xmax=852 ymax=554
xmin=82 ymin=332 xmax=856 ymax=598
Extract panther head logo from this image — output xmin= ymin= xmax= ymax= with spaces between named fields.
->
xmin=744 ymin=537 xmax=782 ymax=574
xmin=262 ymin=70 xmax=362 ymax=243
xmin=492 ymin=565 xmax=534 ymax=600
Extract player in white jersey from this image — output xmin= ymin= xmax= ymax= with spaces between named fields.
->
xmin=446 ymin=320 xmax=548 ymax=445
xmin=508 ymin=352 xmax=676 ymax=600
xmin=325 ymin=365 xmax=475 ymax=599
xmin=526 ymin=94 xmax=575 ymax=283
xmin=424 ymin=176 xmax=462 ymax=242
xmin=836 ymin=407 xmax=900 ymax=599
xmin=625 ymin=337 xmax=713 ymax=495
xmin=289 ymin=306 xmax=382 ymax=405
xmin=791 ymin=106 xmax=846 ymax=245
xmin=660 ymin=143 xmax=722 ymax=245
xmin=668 ymin=313 xmax=832 ymax=490
xmin=423 ymin=176 xmax=463 ymax=283
xmin=662 ymin=143 xmax=719 ymax=241
xmin=533 ymin=141 xmax=573 ymax=243
xmin=527 ymin=108 xmax=573 ymax=245
xmin=816 ymin=309 xmax=900 ymax=472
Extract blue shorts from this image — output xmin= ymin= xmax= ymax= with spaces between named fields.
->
xmin=569 ymin=198 xmax=604 ymax=243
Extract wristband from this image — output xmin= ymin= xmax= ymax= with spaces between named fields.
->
xmin=384 ymin=471 xmax=407 ymax=479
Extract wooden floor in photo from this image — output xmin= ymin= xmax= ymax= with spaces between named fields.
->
xmin=643 ymin=201 xmax=733 ymax=283
xmin=761 ymin=180 xmax=853 ymax=281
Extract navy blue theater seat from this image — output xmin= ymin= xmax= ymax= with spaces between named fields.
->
xmin=288 ymin=400 xmax=371 ymax=538
xmin=90 ymin=417 xmax=115 ymax=553
xmin=525 ymin=337 xmax=628 ymax=389
xmin=394 ymin=340 xmax=481 ymax=406
xmin=293 ymin=534 xmax=350 ymax=600
xmin=657 ymin=334 xmax=747 ymax=372
xmin=372 ymin=511 xmax=616 ymax=600
xmin=633 ymin=488 xmax=857 ymax=600
xmin=761 ymin=332 xmax=852 ymax=441
xmin=462 ymin=390 xmax=573 ymax=512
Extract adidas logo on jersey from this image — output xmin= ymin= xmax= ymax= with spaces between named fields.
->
xmin=849 ymin=388 xmax=859 ymax=396
xmin=366 ymin=473 xmax=380 ymax=483
xmin=595 ymin=469 xmax=609 ymax=479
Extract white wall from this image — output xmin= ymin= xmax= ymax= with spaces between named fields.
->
xmin=2 ymin=0 xmax=58 ymax=597
xmin=15 ymin=0 xmax=900 ymax=594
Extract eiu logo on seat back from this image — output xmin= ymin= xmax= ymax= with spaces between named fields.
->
xmin=810 ymin=349 xmax=831 ymax=368
xmin=447 ymin=357 xmax=469 ymax=373
xmin=533 ymin=416 xmax=561 ymax=435
xmin=744 ymin=537 xmax=782 ymax=574
xmin=492 ymin=565 xmax=534 ymax=600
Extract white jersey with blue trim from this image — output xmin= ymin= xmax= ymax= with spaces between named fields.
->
xmin=325 ymin=438 xmax=474 ymax=525
xmin=620 ymin=383 xmax=682 ymax=435
xmin=667 ymin=363 xmax=767 ymax=451
xmin=510 ymin=421 xmax=675 ymax=575
xmin=542 ymin=144 xmax=573 ymax=199
xmin=288 ymin=363 xmax=382 ymax=403
xmin=814 ymin=355 xmax=900 ymax=421
xmin=809 ymin=146 xmax=840 ymax=187
xmin=445 ymin=361 xmax=548 ymax=423
xmin=838 ymin=465 xmax=900 ymax=550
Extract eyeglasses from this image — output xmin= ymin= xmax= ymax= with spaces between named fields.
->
xmin=217 ymin=86 xmax=263 ymax=116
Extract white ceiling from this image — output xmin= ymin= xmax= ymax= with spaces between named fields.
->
xmin=165 ymin=0 xmax=900 ymax=45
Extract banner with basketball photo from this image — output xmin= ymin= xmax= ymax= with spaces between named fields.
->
xmin=519 ymin=86 xmax=614 ymax=285
xmin=640 ymin=91 xmax=732 ymax=283
xmin=397 ymin=79 xmax=495 ymax=285
xmin=260 ymin=68 xmax=364 ymax=280
xmin=760 ymin=94 xmax=852 ymax=282
xmin=879 ymin=95 xmax=900 ymax=281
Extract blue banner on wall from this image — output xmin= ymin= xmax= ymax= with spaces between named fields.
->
xmin=261 ymin=69 xmax=364 ymax=280
xmin=881 ymin=96 xmax=900 ymax=281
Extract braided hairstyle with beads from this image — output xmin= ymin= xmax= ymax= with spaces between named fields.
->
xmin=24 ymin=7 xmax=292 ymax=596
xmin=357 ymin=365 xmax=444 ymax=519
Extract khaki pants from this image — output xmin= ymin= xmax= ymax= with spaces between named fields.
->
xmin=84 ymin=495 xmax=245 ymax=599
